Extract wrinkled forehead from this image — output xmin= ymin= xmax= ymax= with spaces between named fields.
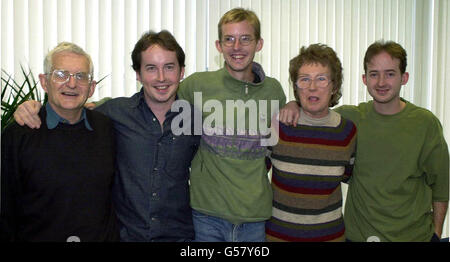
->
xmin=298 ymin=62 xmax=331 ymax=75
xmin=51 ymin=51 xmax=90 ymax=72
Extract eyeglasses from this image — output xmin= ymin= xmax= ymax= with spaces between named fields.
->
xmin=296 ymin=75 xmax=332 ymax=89
xmin=221 ymin=35 xmax=254 ymax=47
xmin=49 ymin=69 xmax=92 ymax=87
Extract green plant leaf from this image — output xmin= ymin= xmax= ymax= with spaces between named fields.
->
xmin=1 ymin=66 xmax=42 ymax=132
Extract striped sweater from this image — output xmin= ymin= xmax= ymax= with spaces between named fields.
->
xmin=266 ymin=110 xmax=357 ymax=242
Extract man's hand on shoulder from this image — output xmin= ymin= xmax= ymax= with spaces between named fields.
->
xmin=13 ymin=100 xmax=43 ymax=129
xmin=84 ymin=102 xmax=96 ymax=110
xmin=279 ymin=101 xmax=300 ymax=127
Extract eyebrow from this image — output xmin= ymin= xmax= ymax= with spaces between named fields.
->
xmin=368 ymin=69 xmax=397 ymax=73
xmin=144 ymin=62 xmax=176 ymax=67
xmin=298 ymin=73 xmax=329 ymax=77
xmin=223 ymin=34 xmax=252 ymax=37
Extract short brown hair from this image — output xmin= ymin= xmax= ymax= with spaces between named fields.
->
xmin=364 ymin=40 xmax=407 ymax=74
xmin=218 ymin=8 xmax=261 ymax=41
xmin=289 ymin=44 xmax=343 ymax=107
xmin=131 ymin=30 xmax=185 ymax=72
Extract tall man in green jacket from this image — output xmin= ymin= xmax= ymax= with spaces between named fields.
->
xmin=177 ymin=8 xmax=286 ymax=242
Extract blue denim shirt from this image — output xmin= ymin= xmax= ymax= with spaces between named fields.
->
xmin=96 ymin=89 xmax=199 ymax=241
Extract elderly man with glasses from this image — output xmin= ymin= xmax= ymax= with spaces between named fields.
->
xmin=1 ymin=42 xmax=119 ymax=241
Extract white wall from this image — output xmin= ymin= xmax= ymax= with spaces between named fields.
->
xmin=1 ymin=0 xmax=449 ymax=240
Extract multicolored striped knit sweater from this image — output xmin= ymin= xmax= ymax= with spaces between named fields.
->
xmin=266 ymin=109 xmax=357 ymax=242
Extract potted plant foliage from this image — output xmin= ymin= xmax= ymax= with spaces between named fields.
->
xmin=1 ymin=66 xmax=47 ymax=133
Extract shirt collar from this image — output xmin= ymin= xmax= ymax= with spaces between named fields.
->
xmin=221 ymin=61 xmax=266 ymax=85
xmin=46 ymin=103 xmax=93 ymax=130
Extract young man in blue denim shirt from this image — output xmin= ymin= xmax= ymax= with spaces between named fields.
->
xmin=13 ymin=31 xmax=200 ymax=242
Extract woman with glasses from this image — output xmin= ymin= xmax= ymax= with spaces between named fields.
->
xmin=265 ymin=44 xmax=357 ymax=242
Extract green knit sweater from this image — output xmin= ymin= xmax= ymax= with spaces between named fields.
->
xmin=335 ymin=99 xmax=449 ymax=241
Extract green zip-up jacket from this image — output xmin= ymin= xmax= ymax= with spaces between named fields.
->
xmin=178 ymin=63 xmax=286 ymax=224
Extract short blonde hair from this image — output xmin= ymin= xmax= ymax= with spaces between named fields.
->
xmin=218 ymin=8 xmax=261 ymax=41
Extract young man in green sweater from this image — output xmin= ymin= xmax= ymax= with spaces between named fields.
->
xmin=278 ymin=40 xmax=449 ymax=242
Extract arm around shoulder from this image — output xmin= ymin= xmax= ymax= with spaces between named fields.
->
xmin=87 ymin=97 xmax=113 ymax=109
xmin=13 ymin=100 xmax=43 ymax=128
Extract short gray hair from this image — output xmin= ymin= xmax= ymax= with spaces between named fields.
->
xmin=43 ymin=42 xmax=94 ymax=75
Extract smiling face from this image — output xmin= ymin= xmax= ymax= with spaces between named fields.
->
xmin=136 ymin=44 xmax=185 ymax=108
xmin=363 ymin=51 xmax=409 ymax=113
xmin=215 ymin=20 xmax=263 ymax=81
xmin=296 ymin=63 xmax=334 ymax=118
xmin=40 ymin=51 xmax=96 ymax=121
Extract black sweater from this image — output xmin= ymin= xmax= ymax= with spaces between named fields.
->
xmin=1 ymin=108 xmax=119 ymax=241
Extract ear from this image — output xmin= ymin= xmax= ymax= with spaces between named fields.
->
xmin=255 ymin=38 xmax=264 ymax=52
xmin=362 ymin=73 xmax=367 ymax=86
xmin=215 ymin=40 xmax=223 ymax=54
xmin=401 ymin=72 xmax=409 ymax=85
xmin=180 ymin=66 xmax=185 ymax=80
xmin=88 ymin=80 xmax=97 ymax=98
xmin=39 ymin=74 xmax=49 ymax=93
xmin=136 ymin=71 xmax=142 ymax=83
